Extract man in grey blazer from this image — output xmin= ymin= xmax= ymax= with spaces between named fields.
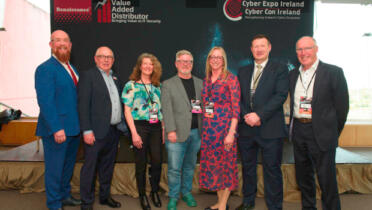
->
xmin=161 ymin=50 xmax=203 ymax=210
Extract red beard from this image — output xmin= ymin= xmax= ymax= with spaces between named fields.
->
xmin=53 ymin=46 xmax=71 ymax=63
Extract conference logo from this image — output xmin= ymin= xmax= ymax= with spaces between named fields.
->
xmin=223 ymin=0 xmax=243 ymax=21
xmin=54 ymin=0 xmax=92 ymax=24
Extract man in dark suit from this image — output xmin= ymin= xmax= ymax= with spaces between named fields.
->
xmin=289 ymin=36 xmax=349 ymax=210
xmin=236 ymin=34 xmax=289 ymax=210
xmin=78 ymin=46 xmax=124 ymax=210
xmin=35 ymin=30 xmax=82 ymax=210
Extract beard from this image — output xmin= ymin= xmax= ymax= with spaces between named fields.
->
xmin=53 ymin=46 xmax=71 ymax=63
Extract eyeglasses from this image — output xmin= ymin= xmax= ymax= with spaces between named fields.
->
xmin=296 ymin=46 xmax=315 ymax=53
xmin=177 ymin=60 xmax=193 ymax=64
xmin=51 ymin=38 xmax=70 ymax=43
xmin=96 ymin=55 xmax=114 ymax=60
xmin=209 ymin=56 xmax=223 ymax=60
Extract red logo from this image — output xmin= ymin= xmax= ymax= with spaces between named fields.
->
xmin=223 ymin=0 xmax=243 ymax=21
xmin=95 ymin=0 xmax=112 ymax=23
xmin=54 ymin=0 xmax=92 ymax=24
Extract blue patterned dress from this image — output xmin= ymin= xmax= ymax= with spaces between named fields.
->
xmin=199 ymin=72 xmax=240 ymax=191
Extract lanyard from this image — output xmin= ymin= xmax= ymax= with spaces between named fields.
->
xmin=299 ymin=71 xmax=316 ymax=97
xmin=140 ymin=79 xmax=154 ymax=105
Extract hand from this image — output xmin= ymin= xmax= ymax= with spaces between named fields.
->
xmin=132 ymin=133 xmax=143 ymax=149
xmin=53 ymin=129 xmax=66 ymax=144
xmin=83 ymin=133 xmax=95 ymax=145
xmin=224 ymin=132 xmax=234 ymax=151
xmin=244 ymin=113 xmax=261 ymax=127
xmin=167 ymin=131 xmax=177 ymax=143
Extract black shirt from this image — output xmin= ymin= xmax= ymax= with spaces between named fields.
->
xmin=180 ymin=77 xmax=199 ymax=129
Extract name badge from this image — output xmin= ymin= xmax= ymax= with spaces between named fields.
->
xmin=149 ymin=108 xmax=159 ymax=124
xmin=191 ymin=99 xmax=202 ymax=113
xmin=299 ymin=96 xmax=312 ymax=115
xmin=204 ymin=102 xmax=214 ymax=118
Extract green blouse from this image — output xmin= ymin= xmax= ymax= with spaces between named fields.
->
xmin=122 ymin=80 xmax=163 ymax=121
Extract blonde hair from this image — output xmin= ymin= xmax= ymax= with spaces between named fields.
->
xmin=205 ymin=46 xmax=229 ymax=81
xmin=129 ymin=53 xmax=162 ymax=87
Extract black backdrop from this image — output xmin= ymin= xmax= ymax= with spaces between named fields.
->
xmin=51 ymin=0 xmax=313 ymax=162
xmin=51 ymin=0 xmax=314 ymax=82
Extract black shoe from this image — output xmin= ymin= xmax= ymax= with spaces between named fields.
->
xmin=205 ymin=205 xmax=229 ymax=210
xmin=150 ymin=191 xmax=162 ymax=207
xmin=140 ymin=195 xmax=151 ymax=210
xmin=62 ymin=196 xmax=82 ymax=206
xmin=81 ymin=205 xmax=93 ymax=210
xmin=100 ymin=197 xmax=121 ymax=208
xmin=235 ymin=203 xmax=254 ymax=210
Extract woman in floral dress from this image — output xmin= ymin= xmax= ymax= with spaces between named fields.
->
xmin=199 ymin=47 xmax=241 ymax=210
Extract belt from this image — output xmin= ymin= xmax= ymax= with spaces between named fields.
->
xmin=294 ymin=118 xmax=312 ymax=123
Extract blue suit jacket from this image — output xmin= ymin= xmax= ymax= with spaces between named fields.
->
xmin=35 ymin=56 xmax=80 ymax=137
xmin=238 ymin=59 xmax=289 ymax=139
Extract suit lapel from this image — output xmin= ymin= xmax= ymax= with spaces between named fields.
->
xmin=311 ymin=61 xmax=324 ymax=104
xmin=51 ymin=57 xmax=76 ymax=88
xmin=175 ymin=76 xmax=190 ymax=106
xmin=94 ymin=67 xmax=111 ymax=100
xmin=255 ymin=60 xmax=272 ymax=91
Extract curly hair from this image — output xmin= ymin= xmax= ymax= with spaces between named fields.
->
xmin=129 ymin=53 xmax=162 ymax=87
xmin=205 ymin=46 xmax=229 ymax=81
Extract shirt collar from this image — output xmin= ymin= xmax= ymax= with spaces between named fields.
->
xmin=299 ymin=58 xmax=319 ymax=73
xmin=254 ymin=58 xmax=269 ymax=69
xmin=98 ymin=67 xmax=113 ymax=76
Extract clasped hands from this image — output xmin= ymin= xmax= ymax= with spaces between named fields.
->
xmin=244 ymin=112 xmax=261 ymax=127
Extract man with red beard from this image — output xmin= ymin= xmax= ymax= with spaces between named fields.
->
xmin=35 ymin=30 xmax=81 ymax=210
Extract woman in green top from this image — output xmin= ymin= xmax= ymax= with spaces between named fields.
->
xmin=122 ymin=53 xmax=163 ymax=210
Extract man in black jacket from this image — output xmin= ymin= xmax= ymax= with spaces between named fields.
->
xmin=78 ymin=46 xmax=124 ymax=210
xmin=289 ymin=36 xmax=349 ymax=210
xmin=236 ymin=34 xmax=289 ymax=210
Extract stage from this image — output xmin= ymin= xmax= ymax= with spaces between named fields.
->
xmin=0 ymin=139 xmax=372 ymax=201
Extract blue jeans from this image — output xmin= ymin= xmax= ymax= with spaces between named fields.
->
xmin=165 ymin=128 xmax=201 ymax=199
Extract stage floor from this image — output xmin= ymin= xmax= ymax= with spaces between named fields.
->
xmin=1 ymin=139 xmax=372 ymax=164
xmin=1 ymin=139 xmax=372 ymax=201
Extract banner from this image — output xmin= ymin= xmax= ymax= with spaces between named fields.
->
xmin=51 ymin=0 xmax=314 ymax=80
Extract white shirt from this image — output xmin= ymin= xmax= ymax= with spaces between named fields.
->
xmin=293 ymin=59 xmax=319 ymax=118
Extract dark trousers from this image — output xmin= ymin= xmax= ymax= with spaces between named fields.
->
xmin=43 ymin=135 xmax=80 ymax=209
xmin=80 ymin=126 xmax=119 ymax=206
xmin=293 ymin=120 xmax=340 ymax=210
xmin=238 ymin=135 xmax=283 ymax=210
xmin=133 ymin=120 xmax=162 ymax=196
